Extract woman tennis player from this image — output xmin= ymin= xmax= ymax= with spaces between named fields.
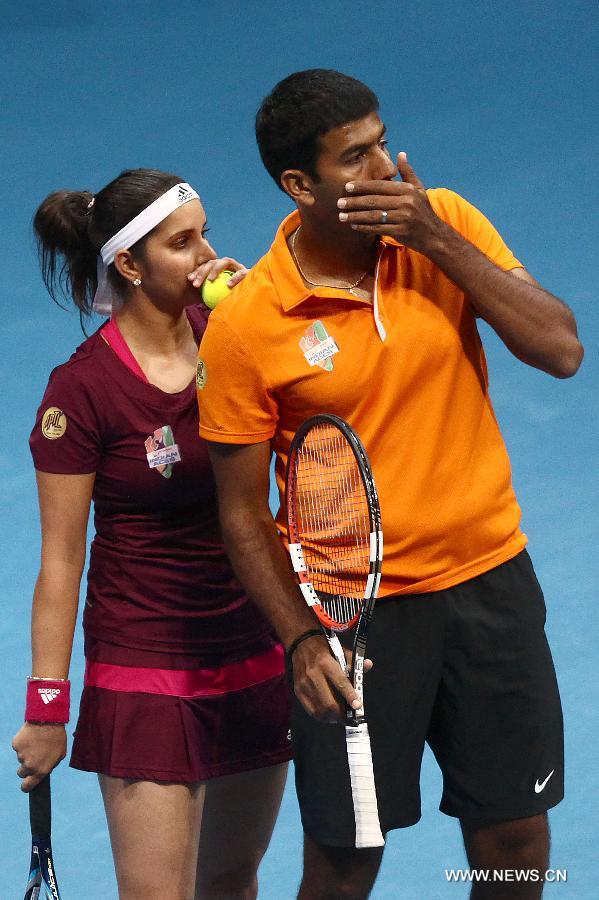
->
xmin=12 ymin=169 xmax=291 ymax=899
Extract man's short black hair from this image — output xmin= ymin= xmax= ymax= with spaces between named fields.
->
xmin=256 ymin=69 xmax=379 ymax=191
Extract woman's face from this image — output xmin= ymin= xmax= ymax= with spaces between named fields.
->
xmin=134 ymin=198 xmax=216 ymax=309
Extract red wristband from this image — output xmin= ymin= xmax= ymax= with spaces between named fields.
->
xmin=25 ymin=678 xmax=70 ymax=724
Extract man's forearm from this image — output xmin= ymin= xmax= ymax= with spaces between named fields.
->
xmin=219 ymin=504 xmax=320 ymax=648
xmin=340 ymin=157 xmax=583 ymax=377
xmin=206 ymin=441 xmax=367 ymax=720
xmin=423 ymin=221 xmax=583 ymax=378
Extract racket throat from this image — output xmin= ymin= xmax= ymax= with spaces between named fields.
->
xmin=326 ymin=634 xmax=348 ymax=674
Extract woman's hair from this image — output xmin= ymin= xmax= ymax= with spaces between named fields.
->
xmin=33 ymin=168 xmax=183 ymax=318
xmin=256 ymin=69 xmax=379 ymax=191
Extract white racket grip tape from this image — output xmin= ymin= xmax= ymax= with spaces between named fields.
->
xmin=346 ymin=723 xmax=385 ymax=847
xmin=288 ymin=543 xmax=307 ymax=572
xmin=298 ymin=582 xmax=319 ymax=607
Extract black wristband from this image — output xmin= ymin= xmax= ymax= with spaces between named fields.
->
xmin=284 ymin=628 xmax=324 ymax=680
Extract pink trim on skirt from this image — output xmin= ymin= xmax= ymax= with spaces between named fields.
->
xmin=84 ymin=644 xmax=284 ymax=697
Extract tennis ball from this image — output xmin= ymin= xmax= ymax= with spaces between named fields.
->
xmin=201 ymin=270 xmax=234 ymax=309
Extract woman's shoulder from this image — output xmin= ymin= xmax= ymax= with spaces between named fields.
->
xmin=44 ymin=326 xmax=109 ymax=398
xmin=31 ymin=328 xmax=111 ymax=463
xmin=52 ymin=324 xmax=110 ymax=372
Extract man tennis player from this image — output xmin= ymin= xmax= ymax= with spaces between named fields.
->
xmin=196 ymin=70 xmax=583 ymax=898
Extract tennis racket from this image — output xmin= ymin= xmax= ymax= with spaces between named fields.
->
xmin=285 ymin=414 xmax=384 ymax=848
xmin=24 ymin=776 xmax=61 ymax=899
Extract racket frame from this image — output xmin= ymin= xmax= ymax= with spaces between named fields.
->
xmin=286 ymin=414 xmax=385 ymax=847
xmin=285 ymin=413 xmax=383 ymax=728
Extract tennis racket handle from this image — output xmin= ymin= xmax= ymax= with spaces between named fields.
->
xmin=29 ymin=776 xmax=52 ymax=839
xmin=346 ymin=723 xmax=384 ymax=848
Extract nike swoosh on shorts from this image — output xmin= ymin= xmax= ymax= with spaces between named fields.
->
xmin=534 ymin=770 xmax=555 ymax=793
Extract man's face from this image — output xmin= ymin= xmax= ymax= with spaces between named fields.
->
xmin=309 ymin=112 xmax=397 ymax=225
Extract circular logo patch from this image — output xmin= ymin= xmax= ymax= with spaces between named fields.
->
xmin=41 ymin=407 xmax=67 ymax=440
xmin=196 ymin=359 xmax=207 ymax=390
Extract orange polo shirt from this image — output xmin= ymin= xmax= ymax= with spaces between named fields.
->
xmin=197 ymin=189 xmax=527 ymax=596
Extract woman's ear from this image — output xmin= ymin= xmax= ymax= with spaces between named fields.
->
xmin=113 ymin=249 xmax=142 ymax=285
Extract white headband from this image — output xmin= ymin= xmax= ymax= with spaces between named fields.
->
xmin=93 ymin=182 xmax=200 ymax=315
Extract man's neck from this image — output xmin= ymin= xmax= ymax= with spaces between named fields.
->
xmin=291 ymin=215 xmax=379 ymax=284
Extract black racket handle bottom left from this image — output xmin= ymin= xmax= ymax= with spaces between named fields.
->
xmin=29 ymin=775 xmax=52 ymax=839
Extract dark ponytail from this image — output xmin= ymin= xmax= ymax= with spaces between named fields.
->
xmin=33 ymin=168 xmax=183 ymax=319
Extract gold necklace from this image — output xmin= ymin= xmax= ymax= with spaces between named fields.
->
xmin=291 ymin=226 xmax=371 ymax=296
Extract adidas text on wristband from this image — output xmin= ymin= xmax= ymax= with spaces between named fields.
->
xmin=25 ymin=677 xmax=71 ymax=724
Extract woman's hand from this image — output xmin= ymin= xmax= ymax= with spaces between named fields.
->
xmin=12 ymin=723 xmax=67 ymax=792
xmin=188 ymin=257 xmax=248 ymax=291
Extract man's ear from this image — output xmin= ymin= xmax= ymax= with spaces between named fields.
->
xmin=113 ymin=249 xmax=142 ymax=285
xmin=280 ymin=169 xmax=317 ymax=207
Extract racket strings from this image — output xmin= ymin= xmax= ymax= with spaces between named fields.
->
xmin=292 ymin=423 xmax=372 ymax=625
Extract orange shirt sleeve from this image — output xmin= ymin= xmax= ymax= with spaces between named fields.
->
xmin=428 ymin=189 xmax=523 ymax=271
xmin=197 ymin=312 xmax=278 ymax=444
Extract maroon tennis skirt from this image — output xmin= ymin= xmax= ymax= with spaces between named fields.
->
xmin=70 ymin=637 xmax=293 ymax=783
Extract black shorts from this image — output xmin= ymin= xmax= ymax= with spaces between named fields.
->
xmin=291 ymin=550 xmax=564 ymax=847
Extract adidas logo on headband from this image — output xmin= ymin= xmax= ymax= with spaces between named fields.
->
xmin=178 ymin=185 xmax=193 ymax=204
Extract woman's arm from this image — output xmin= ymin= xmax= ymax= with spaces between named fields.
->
xmin=12 ymin=470 xmax=95 ymax=791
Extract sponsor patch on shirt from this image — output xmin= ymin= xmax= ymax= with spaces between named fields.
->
xmin=299 ymin=321 xmax=339 ymax=371
xmin=41 ymin=407 xmax=67 ymax=440
xmin=196 ymin=358 xmax=207 ymax=390
xmin=144 ymin=426 xmax=181 ymax=478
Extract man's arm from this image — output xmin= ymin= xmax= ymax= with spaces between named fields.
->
xmin=339 ymin=153 xmax=584 ymax=378
xmin=414 ymin=231 xmax=583 ymax=378
xmin=207 ymin=439 xmax=364 ymax=722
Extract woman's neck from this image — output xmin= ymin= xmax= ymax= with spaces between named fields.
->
xmin=112 ymin=299 xmax=199 ymax=393
xmin=114 ymin=299 xmax=194 ymax=358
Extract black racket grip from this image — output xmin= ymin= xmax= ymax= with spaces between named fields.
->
xmin=29 ymin=776 xmax=51 ymax=839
